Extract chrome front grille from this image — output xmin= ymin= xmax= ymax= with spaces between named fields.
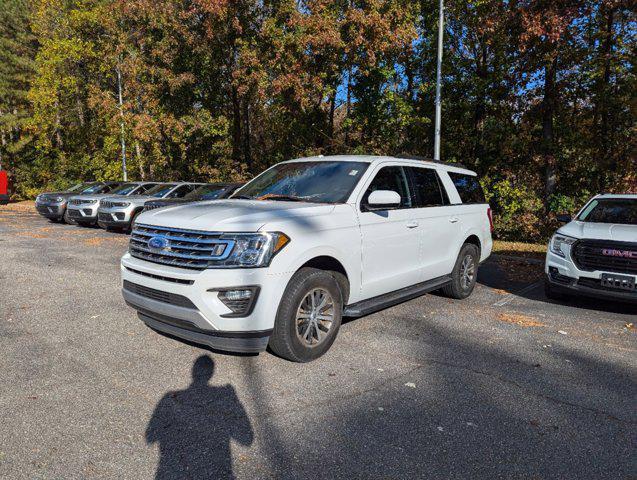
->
xmin=129 ymin=224 xmax=235 ymax=270
xmin=101 ymin=200 xmax=128 ymax=209
xmin=143 ymin=203 xmax=164 ymax=212
xmin=69 ymin=198 xmax=94 ymax=205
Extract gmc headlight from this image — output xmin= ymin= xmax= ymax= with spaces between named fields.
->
xmin=550 ymin=234 xmax=576 ymax=258
xmin=209 ymin=232 xmax=290 ymax=268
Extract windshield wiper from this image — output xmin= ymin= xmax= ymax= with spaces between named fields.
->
xmin=257 ymin=194 xmax=305 ymax=202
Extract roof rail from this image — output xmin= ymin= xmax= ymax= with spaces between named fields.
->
xmin=395 ymin=154 xmax=467 ymax=169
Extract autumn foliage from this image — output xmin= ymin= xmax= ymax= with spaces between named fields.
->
xmin=0 ymin=0 xmax=635 ymax=241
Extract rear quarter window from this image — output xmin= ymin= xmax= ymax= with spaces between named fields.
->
xmin=448 ymin=172 xmax=486 ymax=204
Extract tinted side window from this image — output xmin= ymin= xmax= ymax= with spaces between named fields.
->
xmin=362 ymin=166 xmax=412 ymax=209
xmin=408 ymin=167 xmax=449 ymax=207
xmin=167 ymin=185 xmax=194 ymax=198
xmin=448 ymin=172 xmax=486 ymax=204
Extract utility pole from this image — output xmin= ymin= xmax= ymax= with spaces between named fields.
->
xmin=433 ymin=0 xmax=444 ymax=161
xmin=116 ymin=57 xmax=127 ymax=181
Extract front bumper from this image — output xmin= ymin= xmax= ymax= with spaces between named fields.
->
xmin=67 ymin=204 xmax=99 ymax=222
xmin=97 ymin=206 xmax=135 ymax=227
xmin=35 ymin=202 xmax=65 ymax=219
xmin=546 ymin=250 xmax=637 ymax=303
xmin=121 ymin=253 xmax=293 ymax=352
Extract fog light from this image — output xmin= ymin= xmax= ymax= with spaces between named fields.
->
xmin=210 ymin=286 xmax=260 ymax=317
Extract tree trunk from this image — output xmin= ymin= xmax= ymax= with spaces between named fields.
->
xmin=599 ymin=5 xmax=615 ymax=178
xmin=542 ymin=57 xmax=558 ymax=204
xmin=242 ymin=99 xmax=252 ymax=173
xmin=135 ymin=142 xmax=144 ymax=180
xmin=231 ymin=86 xmax=242 ymax=164
xmin=328 ymin=88 xmax=336 ymax=152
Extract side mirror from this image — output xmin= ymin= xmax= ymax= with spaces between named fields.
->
xmin=556 ymin=214 xmax=572 ymax=223
xmin=366 ymin=190 xmax=401 ymax=210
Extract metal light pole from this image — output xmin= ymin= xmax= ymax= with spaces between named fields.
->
xmin=116 ymin=58 xmax=128 ymax=181
xmin=433 ymin=0 xmax=444 ymax=161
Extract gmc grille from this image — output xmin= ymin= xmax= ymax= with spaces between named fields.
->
xmin=572 ymin=240 xmax=637 ymax=275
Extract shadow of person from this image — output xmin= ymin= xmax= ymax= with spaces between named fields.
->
xmin=146 ymin=355 xmax=253 ymax=479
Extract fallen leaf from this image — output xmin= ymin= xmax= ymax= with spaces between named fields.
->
xmin=497 ymin=313 xmax=545 ymax=327
xmin=404 ymin=382 xmax=416 ymax=388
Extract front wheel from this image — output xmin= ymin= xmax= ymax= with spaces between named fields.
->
xmin=269 ymin=268 xmax=344 ymax=362
xmin=441 ymin=243 xmax=480 ymax=299
xmin=63 ymin=209 xmax=77 ymax=225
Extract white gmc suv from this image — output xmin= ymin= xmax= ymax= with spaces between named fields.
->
xmin=120 ymin=155 xmax=493 ymax=362
xmin=545 ymin=194 xmax=637 ymax=303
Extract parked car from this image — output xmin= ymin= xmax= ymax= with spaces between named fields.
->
xmin=143 ymin=182 xmax=243 ymax=212
xmin=0 ymin=169 xmax=8 ymax=205
xmin=120 ymin=155 xmax=493 ymax=362
xmin=35 ymin=182 xmax=124 ymax=223
xmin=98 ymin=182 xmax=204 ymax=231
xmin=545 ymin=194 xmax=637 ymax=303
xmin=67 ymin=182 xmax=160 ymax=226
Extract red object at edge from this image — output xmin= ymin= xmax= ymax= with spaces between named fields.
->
xmin=0 ymin=170 xmax=8 ymax=204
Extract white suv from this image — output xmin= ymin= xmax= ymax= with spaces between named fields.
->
xmin=545 ymin=194 xmax=637 ymax=303
xmin=120 ymin=155 xmax=493 ymax=362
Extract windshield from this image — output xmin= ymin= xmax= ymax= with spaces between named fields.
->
xmin=145 ymin=184 xmax=176 ymax=198
xmin=79 ymin=183 xmax=106 ymax=194
xmin=578 ymin=198 xmax=637 ymax=225
xmin=186 ymin=185 xmax=228 ymax=200
xmin=111 ymin=183 xmax=140 ymax=195
xmin=67 ymin=183 xmax=88 ymax=192
xmin=233 ymin=161 xmax=369 ymax=203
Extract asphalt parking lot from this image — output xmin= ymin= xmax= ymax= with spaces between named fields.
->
xmin=1 ymin=203 xmax=635 ymax=479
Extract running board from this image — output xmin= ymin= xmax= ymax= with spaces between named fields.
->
xmin=343 ymin=275 xmax=452 ymax=317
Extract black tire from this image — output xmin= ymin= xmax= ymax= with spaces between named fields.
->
xmin=126 ymin=209 xmax=142 ymax=234
xmin=63 ymin=209 xmax=77 ymax=225
xmin=269 ymin=268 xmax=345 ymax=362
xmin=441 ymin=243 xmax=480 ymax=300
xmin=544 ymin=279 xmax=566 ymax=301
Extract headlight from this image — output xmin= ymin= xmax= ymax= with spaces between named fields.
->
xmin=54 ymin=196 xmax=64 ymax=202
xmin=208 ymin=232 xmax=290 ymax=268
xmin=550 ymin=233 xmax=576 ymax=258
xmin=87 ymin=199 xmax=98 ymax=205
xmin=116 ymin=202 xmax=131 ymax=208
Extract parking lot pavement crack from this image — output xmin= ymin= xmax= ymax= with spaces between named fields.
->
xmin=414 ymin=357 xmax=636 ymax=426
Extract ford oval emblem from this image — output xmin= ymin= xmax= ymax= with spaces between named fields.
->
xmin=148 ymin=236 xmax=170 ymax=250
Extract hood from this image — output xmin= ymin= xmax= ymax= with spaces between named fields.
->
xmin=70 ymin=193 xmax=126 ymax=201
xmin=146 ymin=198 xmax=191 ymax=206
xmin=39 ymin=191 xmax=74 ymax=199
xmin=559 ymin=220 xmax=637 ymax=243
xmin=136 ymin=199 xmax=336 ymax=232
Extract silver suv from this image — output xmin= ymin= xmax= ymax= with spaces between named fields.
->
xmin=35 ymin=182 xmax=122 ymax=223
xmin=98 ymin=182 xmax=203 ymax=231
xmin=67 ymin=182 xmax=159 ymax=226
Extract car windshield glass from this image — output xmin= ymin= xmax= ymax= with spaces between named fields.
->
xmin=145 ymin=184 xmax=176 ymax=198
xmin=110 ymin=183 xmax=139 ymax=195
xmin=578 ymin=198 xmax=637 ymax=225
xmin=186 ymin=185 xmax=227 ymax=200
xmin=67 ymin=183 xmax=87 ymax=192
xmin=233 ymin=161 xmax=369 ymax=203
xmin=79 ymin=183 xmax=105 ymax=194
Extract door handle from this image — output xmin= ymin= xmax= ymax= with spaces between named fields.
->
xmin=449 ymin=217 xmax=459 ymax=223
xmin=406 ymin=221 xmax=419 ymax=229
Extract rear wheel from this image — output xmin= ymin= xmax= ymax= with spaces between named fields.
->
xmin=269 ymin=268 xmax=344 ymax=362
xmin=441 ymin=243 xmax=480 ymax=299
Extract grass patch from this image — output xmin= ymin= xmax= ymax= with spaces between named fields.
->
xmin=493 ymin=240 xmax=546 ymax=259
